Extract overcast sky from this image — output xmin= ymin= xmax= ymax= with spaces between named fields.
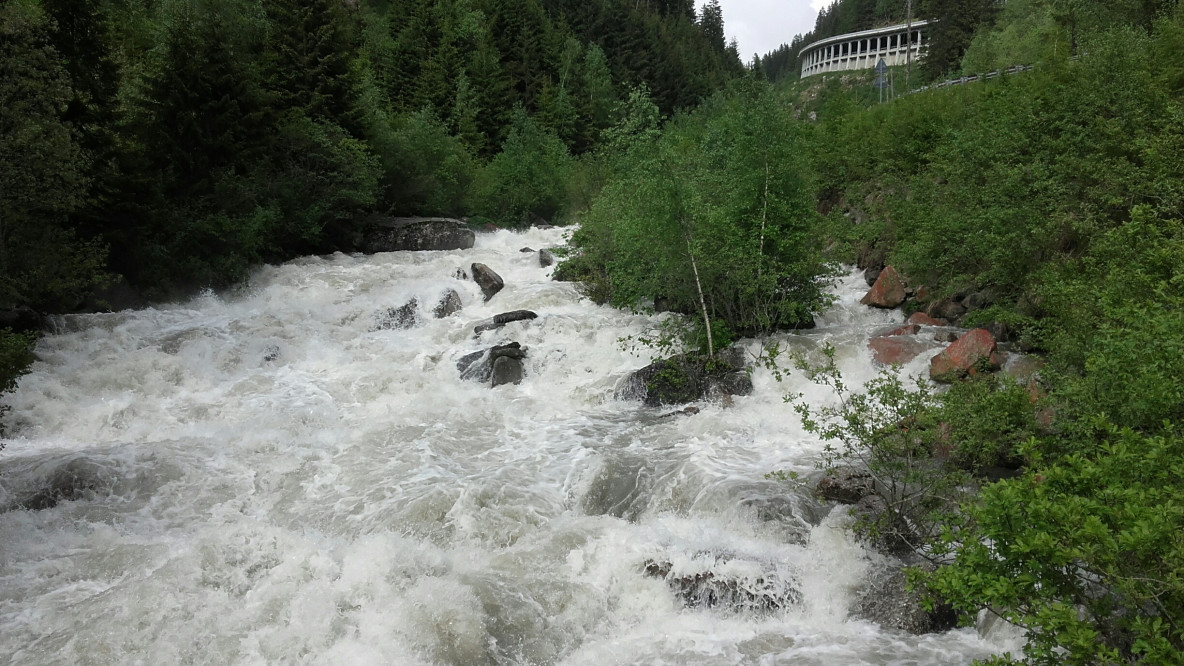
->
xmin=699 ymin=0 xmax=830 ymax=59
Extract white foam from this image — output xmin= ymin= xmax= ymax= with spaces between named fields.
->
xmin=0 ymin=232 xmax=1018 ymax=664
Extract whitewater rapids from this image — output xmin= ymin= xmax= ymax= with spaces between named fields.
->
xmin=0 ymin=228 xmax=1021 ymax=665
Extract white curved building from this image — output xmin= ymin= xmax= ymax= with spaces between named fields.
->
xmin=799 ymin=20 xmax=930 ymax=78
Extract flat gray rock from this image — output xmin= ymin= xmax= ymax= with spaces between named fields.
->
xmin=364 ymin=218 xmax=475 ymax=253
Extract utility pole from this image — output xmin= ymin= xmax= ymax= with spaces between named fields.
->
xmin=905 ymin=0 xmax=913 ymax=91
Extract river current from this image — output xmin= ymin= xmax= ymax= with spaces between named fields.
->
xmin=0 ymin=228 xmax=1021 ymax=665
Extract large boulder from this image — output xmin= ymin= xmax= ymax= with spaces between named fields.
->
xmin=706 ymin=372 xmax=754 ymax=399
xmin=816 ymin=466 xmax=875 ymax=504
xmin=433 ymin=290 xmax=463 ymax=319
xmin=868 ymin=324 xmax=934 ymax=365
xmin=471 ymin=263 xmax=504 ymax=302
xmin=474 ymin=310 xmax=537 ymax=335
xmin=906 ymin=312 xmax=948 ymax=327
xmin=860 ymin=266 xmax=907 ymax=309
xmin=363 ymin=217 xmax=475 ymax=253
xmin=491 ymin=356 xmax=524 ymax=387
xmin=539 ymin=249 xmax=555 ymax=268
xmin=458 ymin=342 xmax=526 ymax=385
xmin=868 ymin=336 xmax=932 ymax=365
xmin=854 ymin=565 xmax=958 ymax=635
xmin=618 ymin=348 xmax=749 ymax=407
xmin=929 ymin=329 xmax=1000 ymax=382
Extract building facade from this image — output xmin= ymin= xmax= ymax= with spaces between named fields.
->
xmin=799 ymin=20 xmax=930 ymax=78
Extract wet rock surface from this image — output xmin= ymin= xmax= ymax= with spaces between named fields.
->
xmin=642 ymin=557 xmax=802 ymax=615
xmin=618 ymin=347 xmax=749 ymax=407
xmin=816 ymin=466 xmax=875 ymax=504
xmin=854 ymin=565 xmax=958 ymax=635
xmin=433 ymin=290 xmax=463 ymax=319
xmin=930 ymin=329 xmax=1000 ymax=382
xmin=364 ymin=217 xmax=475 ymax=253
xmin=861 ymin=266 xmax=907 ymax=309
xmin=471 ymin=263 xmax=505 ymax=302
xmin=473 ymin=310 xmax=537 ymax=335
xmin=457 ymin=342 xmax=527 ymax=385
xmin=491 ymin=355 xmax=524 ymax=387
xmin=374 ymin=299 xmax=419 ymax=330
xmin=907 ymin=312 xmax=948 ymax=327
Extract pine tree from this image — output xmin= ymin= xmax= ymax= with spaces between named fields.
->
xmin=264 ymin=0 xmax=361 ymax=133
xmin=0 ymin=0 xmax=106 ymax=311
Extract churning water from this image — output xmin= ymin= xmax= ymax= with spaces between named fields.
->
xmin=0 ymin=228 xmax=1021 ymax=665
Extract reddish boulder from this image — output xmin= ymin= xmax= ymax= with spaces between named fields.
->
xmin=907 ymin=312 xmax=948 ymax=327
xmin=929 ymin=329 xmax=1000 ymax=382
xmin=861 ymin=266 xmax=907 ymax=309
xmin=869 ymin=336 xmax=932 ymax=365
xmin=886 ymin=324 xmax=921 ymax=336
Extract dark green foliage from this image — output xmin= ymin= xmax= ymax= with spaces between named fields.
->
xmin=918 ymin=0 xmax=1003 ymax=78
xmin=565 ymin=80 xmax=831 ymax=347
xmin=0 ymin=327 xmax=35 ymax=440
xmin=788 ymin=6 xmax=1184 ymax=662
xmin=0 ymin=0 xmax=745 ymax=307
xmin=0 ymin=0 xmax=109 ymax=312
xmin=469 ymin=108 xmax=574 ymax=226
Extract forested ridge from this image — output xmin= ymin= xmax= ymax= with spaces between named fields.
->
xmin=0 ymin=0 xmax=741 ymax=313
xmin=5 ymin=0 xmax=1184 ymax=661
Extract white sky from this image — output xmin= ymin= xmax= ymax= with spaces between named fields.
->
xmin=699 ymin=0 xmax=830 ymax=59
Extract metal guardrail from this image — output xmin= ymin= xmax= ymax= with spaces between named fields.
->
xmin=908 ymin=64 xmax=1035 ymax=94
xmin=907 ymin=55 xmax=1081 ymax=95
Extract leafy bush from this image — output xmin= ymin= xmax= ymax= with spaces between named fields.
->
xmin=566 ymin=79 xmax=831 ymax=352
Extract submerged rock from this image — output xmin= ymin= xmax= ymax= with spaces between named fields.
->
xmin=659 ymin=406 xmax=701 ymax=418
xmin=363 ymin=217 xmax=475 ymax=253
xmin=854 ymin=565 xmax=957 ymax=635
xmin=9 ymin=458 xmax=112 ymax=511
xmin=457 ymin=342 xmax=527 ymax=385
xmin=471 ymin=263 xmax=504 ymax=302
xmin=538 ymin=249 xmax=555 ymax=268
xmin=868 ymin=336 xmax=933 ymax=365
xmin=642 ymin=557 xmax=801 ymax=615
xmin=433 ymin=290 xmax=463 ymax=319
xmin=491 ymin=356 xmax=524 ymax=387
xmin=473 ymin=310 xmax=537 ymax=335
xmin=618 ymin=347 xmax=749 ymax=407
xmin=374 ymin=299 xmax=419 ymax=330
xmin=816 ymin=466 xmax=875 ymax=504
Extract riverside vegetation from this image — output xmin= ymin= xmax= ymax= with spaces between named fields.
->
xmin=4 ymin=0 xmax=1184 ymax=662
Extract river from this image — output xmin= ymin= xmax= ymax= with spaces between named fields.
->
xmin=0 ymin=227 xmax=1020 ymax=665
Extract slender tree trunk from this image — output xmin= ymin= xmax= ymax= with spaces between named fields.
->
xmin=684 ymin=228 xmax=714 ymax=358
xmin=758 ymin=149 xmax=770 ymax=271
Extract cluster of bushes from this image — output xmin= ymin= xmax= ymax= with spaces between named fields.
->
xmin=795 ymin=4 xmax=1184 ymax=662
xmin=564 ymin=79 xmax=832 ymax=354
